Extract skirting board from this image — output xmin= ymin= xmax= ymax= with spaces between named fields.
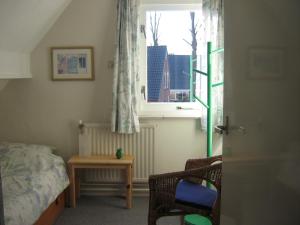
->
xmin=80 ymin=182 xmax=149 ymax=197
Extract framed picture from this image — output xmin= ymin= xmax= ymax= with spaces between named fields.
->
xmin=248 ymin=47 xmax=285 ymax=79
xmin=51 ymin=46 xmax=94 ymax=80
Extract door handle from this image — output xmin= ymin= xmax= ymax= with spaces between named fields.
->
xmin=215 ymin=116 xmax=246 ymax=135
xmin=215 ymin=116 xmax=229 ymax=135
xmin=215 ymin=125 xmax=228 ymax=135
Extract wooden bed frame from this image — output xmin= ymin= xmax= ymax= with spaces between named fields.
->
xmin=34 ymin=188 xmax=69 ymax=225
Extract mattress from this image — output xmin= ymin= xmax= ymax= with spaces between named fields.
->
xmin=0 ymin=143 xmax=69 ymax=225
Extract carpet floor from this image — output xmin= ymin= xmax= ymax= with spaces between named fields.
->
xmin=54 ymin=196 xmax=180 ymax=225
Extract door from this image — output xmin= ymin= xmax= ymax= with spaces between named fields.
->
xmin=221 ymin=0 xmax=300 ymax=225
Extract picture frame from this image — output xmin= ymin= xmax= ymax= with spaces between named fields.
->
xmin=51 ymin=46 xmax=94 ymax=80
xmin=248 ymin=47 xmax=285 ymax=80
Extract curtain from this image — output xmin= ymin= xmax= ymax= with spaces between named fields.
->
xmin=200 ymin=0 xmax=224 ymax=131
xmin=111 ymin=0 xmax=140 ymax=134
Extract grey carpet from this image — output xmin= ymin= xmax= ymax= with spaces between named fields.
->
xmin=55 ymin=196 xmax=180 ymax=225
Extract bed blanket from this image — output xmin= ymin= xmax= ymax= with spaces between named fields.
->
xmin=0 ymin=143 xmax=69 ymax=225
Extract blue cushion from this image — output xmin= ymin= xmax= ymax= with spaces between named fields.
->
xmin=175 ymin=180 xmax=217 ymax=209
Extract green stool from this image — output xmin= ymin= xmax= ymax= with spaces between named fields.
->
xmin=184 ymin=215 xmax=212 ymax=225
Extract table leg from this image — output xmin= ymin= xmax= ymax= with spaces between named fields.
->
xmin=68 ymin=164 xmax=76 ymax=208
xmin=126 ymin=164 xmax=133 ymax=209
xmin=75 ymin=170 xmax=80 ymax=199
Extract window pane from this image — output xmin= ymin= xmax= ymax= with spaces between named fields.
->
xmin=146 ymin=10 xmax=201 ymax=103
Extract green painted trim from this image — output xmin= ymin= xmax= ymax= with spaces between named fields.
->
xmin=211 ymin=48 xmax=224 ymax=54
xmin=212 ymin=81 xmax=224 ymax=87
xmin=207 ymin=42 xmax=213 ymax=158
xmin=193 ymin=69 xmax=208 ymax=76
xmin=192 ymin=42 xmax=224 ymax=159
xmin=194 ymin=96 xmax=209 ymax=109
xmin=189 ymin=55 xmax=194 ymax=102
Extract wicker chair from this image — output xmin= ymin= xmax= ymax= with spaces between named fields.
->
xmin=148 ymin=155 xmax=222 ymax=225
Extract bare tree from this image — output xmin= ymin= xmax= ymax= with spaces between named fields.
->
xmin=149 ymin=12 xmax=161 ymax=46
xmin=183 ymin=12 xmax=201 ymax=99
xmin=184 ymin=12 xmax=198 ymax=61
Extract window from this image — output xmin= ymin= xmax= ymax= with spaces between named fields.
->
xmin=139 ymin=3 xmax=204 ymax=117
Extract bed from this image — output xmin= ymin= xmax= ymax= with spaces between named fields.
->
xmin=0 ymin=142 xmax=70 ymax=225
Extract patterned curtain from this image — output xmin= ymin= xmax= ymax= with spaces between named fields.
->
xmin=111 ymin=0 xmax=140 ymax=134
xmin=200 ymin=0 xmax=224 ymax=131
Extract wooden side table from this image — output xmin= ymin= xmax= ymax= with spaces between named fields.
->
xmin=68 ymin=155 xmax=134 ymax=209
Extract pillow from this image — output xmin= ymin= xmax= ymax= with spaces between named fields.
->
xmin=175 ymin=180 xmax=217 ymax=209
xmin=0 ymin=142 xmax=55 ymax=154
xmin=0 ymin=142 xmax=59 ymax=176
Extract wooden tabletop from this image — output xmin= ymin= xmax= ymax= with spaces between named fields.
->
xmin=68 ymin=155 xmax=134 ymax=165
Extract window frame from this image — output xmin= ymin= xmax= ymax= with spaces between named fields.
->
xmin=138 ymin=2 xmax=203 ymax=118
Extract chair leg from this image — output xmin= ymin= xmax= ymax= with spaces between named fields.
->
xmin=180 ymin=215 xmax=185 ymax=225
xmin=148 ymin=215 xmax=157 ymax=225
xmin=148 ymin=209 xmax=157 ymax=225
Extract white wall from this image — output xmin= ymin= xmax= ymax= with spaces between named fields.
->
xmin=0 ymin=0 xmax=205 ymax=173
xmin=0 ymin=0 xmax=72 ymax=78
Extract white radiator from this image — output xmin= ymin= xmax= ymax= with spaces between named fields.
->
xmin=79 ymin=123 xmax=155 ymax=184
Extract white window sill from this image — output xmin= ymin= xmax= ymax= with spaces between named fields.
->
xmin=139 ymin=109 xmax=202 ymax=119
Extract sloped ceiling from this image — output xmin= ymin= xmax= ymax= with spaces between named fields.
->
xmin=0 ymin=0 xmax=72 ymax=79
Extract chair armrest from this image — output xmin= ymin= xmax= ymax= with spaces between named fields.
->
xmin=185 ymin=155 xmax=222 ymax=171
xmin=149 ymin=163 xmax=222 ymax=198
